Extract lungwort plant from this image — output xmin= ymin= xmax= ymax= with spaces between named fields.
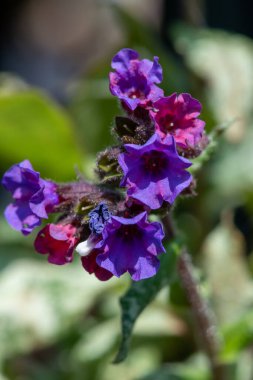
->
xmin=2 ymin=48 xmax=225 ymax=377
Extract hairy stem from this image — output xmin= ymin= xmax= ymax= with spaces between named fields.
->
xmin=162 ymin=213 xmax=226 ymax=380
xmin=178 ymin=250 xmax=225 ymax=379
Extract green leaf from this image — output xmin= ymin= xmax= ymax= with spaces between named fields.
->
xmin=220 ymin=309 xmax=253 ymax=361
xmin=114 ymin=240 xmax=181 ymax=363
xmin=0 ymin=90 xmax=83 ymax=180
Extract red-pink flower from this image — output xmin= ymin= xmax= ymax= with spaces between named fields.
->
xmin=81 ymin=248 xmax=113 ymax=281
xmin=34 ymin=224 xmax=78 ymax=265
xmin=76 ymin=236 xmax=113 ymax=281
xmin=152 ymin=93 xmax=205 ymax=149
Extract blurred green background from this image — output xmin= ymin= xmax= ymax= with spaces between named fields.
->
xmin=0 ymin=1 xmax=253 ymax=379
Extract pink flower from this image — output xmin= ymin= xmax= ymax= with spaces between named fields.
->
xmin=152 ymin=93 xmax=205 ymax=149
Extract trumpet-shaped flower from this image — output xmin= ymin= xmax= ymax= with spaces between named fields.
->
xmin=2 ymin=160 xmax=59 ymax=234
xmin=95 ymin=212 xmax=165 ymax=281
xmin=118 ymin=133 xmax=192 ymax=209
xmin=109 ymin=48 xmax=163 ymax=110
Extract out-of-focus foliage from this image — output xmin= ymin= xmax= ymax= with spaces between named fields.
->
xmin=173 ymin=26 xmax=253 ymax=208
xmin=138 ymin=354 xmax=210 ymax=380
xmin=0 ymin=76 xmax=83 ymax=181
xmin=202 ymin=212 xmax=253 ymax=324
xmin=221 ymin=309 xmax=253 ymax=362
xmin=0 ymin=4 xmax=253 ymax=380
xmin=173 ymin=27 xmax=253 ymax=137
xmin=0 ymin=260 xmax=124 ymax=364
xmin=210 ymin=127 xmax=253 ymax=206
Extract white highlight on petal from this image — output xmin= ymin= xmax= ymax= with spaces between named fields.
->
xmin=75 ymin=239 xmax=94 ymax=257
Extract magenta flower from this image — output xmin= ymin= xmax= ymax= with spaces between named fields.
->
xmin=152 ymin=93 xmax=205 ymax=148
xmin=118 ymin=133 xmax=192 ymax=210
xmin=2 ymin=160 xmax=59 ymax=235
xmin=94 ymin=212 xmax=165 ymax=281
xmin=109 ymin=48 xmax=164 ymax=110
xmin=34 ymin=224 xmax=78 ymax=265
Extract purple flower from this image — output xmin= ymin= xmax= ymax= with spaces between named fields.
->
xmin=152 ymin=93 xmax=205 ymax=148
xmin=95 ymin=212 xmax=165 ymax=281
xmin=118 ymin=133 xmax=192 ymax=209
xmin=109 ymin=48 xmax=164 ymax=110
xmin=88 ymin=203 xmax=111 ymax=234
xmin=2 ymin=160 xmax=59 ymax=235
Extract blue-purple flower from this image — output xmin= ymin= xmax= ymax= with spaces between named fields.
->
xmin=1 ymin=160 xmax=59 ymax=235
xmin=95 ymin=212 xmax=165 ymax=281
xmin=109 ymin=48 xmax=164 ymax=110
xmin=118 ymin=133 xmax=192 ymax=209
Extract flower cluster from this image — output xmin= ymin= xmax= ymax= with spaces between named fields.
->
xmin=1 ymin=48 xmax=207 ymax=282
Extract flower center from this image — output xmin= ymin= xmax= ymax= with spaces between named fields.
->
xmin=117 ymin=224 xmax=142 ymax=241
xmin=128 ymin=89 xmax=144 ymax=99
xmin=142 ymin=151 xmax=168 ymax=174
xmin=157 ymin=114 xmax=176 ymax=133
